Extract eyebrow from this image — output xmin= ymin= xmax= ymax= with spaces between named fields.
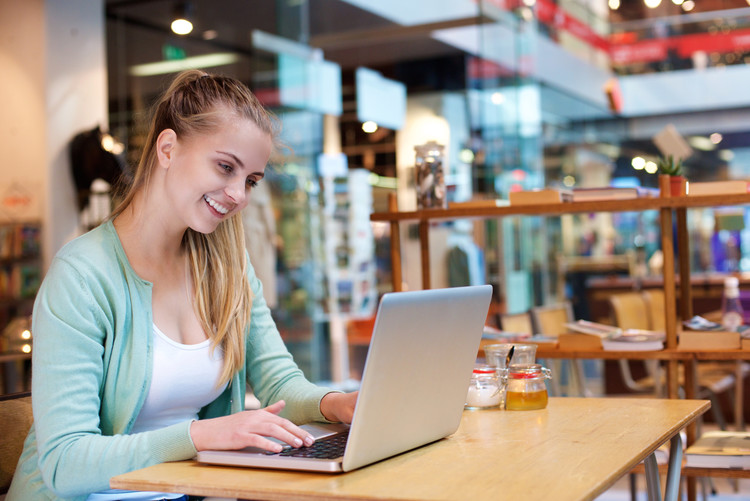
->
xmin=217 ymin=150 xmax=265 ymax=178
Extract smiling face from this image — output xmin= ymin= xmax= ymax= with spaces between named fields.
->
xmin=157 ymin=111 xmax=273 ymax=235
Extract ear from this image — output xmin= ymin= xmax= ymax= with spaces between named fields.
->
xmin=155 ymin=129 xmax=177 ymax=168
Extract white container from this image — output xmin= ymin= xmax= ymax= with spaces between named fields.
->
xmin=465 ymin=366 xmax=503 ymax=410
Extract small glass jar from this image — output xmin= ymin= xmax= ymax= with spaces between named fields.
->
xmin=465 ymin=366 xmax=504 ymax=410
xmin=414 ymin=141 xmax=446 ymax=209
xmin=504 ymin=364 xmax=552 ymax=411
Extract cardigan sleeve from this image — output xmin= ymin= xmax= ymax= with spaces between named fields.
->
xmin=243 ymin=257 xmax=336 ymax=424
xmin=29 ymin=256 xmax=196 ymax=498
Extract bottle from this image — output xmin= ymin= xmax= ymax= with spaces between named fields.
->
xmin=721 ymin=276 xmax=744 ymax=331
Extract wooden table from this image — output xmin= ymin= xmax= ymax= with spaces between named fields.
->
xmin=111 ymin=397 xmax=709 ymax=501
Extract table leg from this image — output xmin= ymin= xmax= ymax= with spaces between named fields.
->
xmin=664 ymin=433 xmax=683 ymax=501
xmin=644 ymin=433 xmax=684 ymax=501
xmin=644 ymin=453 xmax=661 ymax=501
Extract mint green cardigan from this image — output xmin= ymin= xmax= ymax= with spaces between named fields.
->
xmin=7 ymin=220 xmax=332 ymax=500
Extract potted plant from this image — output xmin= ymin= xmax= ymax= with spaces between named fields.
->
xmin=658 ymin=155 xmax=686 ymax=196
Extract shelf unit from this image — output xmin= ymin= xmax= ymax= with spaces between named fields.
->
xmin=372 ymin=185 xmax=750 ymax=358
xmin=0 ymin=221 xmax=41 ymax=394
xmin=371 ymin=181 xmax=750 ymax=499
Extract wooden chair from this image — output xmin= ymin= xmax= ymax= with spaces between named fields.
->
xmin=530 ymin=302 xmax=574 ymax=337
xmin=530 ymin=302 xmax=590 ymax=397
xmin=609 ymin=291 xmax=735 ymax=430
xmin=609 ymin=292 xmax=665 ymax=395
xmin=0 ymin=391 xmax=32 ymax=496
xmin=498 ymin=311 xmax=533 ymax=335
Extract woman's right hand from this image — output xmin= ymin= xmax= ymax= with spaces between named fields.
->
xmin=189 ymin=400 xmax=315 ymax=452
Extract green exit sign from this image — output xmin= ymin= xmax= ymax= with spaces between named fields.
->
xmin=163 ymin=44 xmax=186 ymax=61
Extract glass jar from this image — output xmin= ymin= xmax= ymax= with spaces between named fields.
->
xmin=465 ymin=366 xmax=504 ymax=410
xmin=504 ymin=364 xmax=551 ymax=411
xmin=414 ymin=141 xmax=446 ymax=209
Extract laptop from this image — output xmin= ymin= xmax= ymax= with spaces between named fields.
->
xmin=197 ymin=284 xmax=492 ymax=473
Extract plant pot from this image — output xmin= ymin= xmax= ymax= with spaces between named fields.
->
xmin=670 ymin=175 xmax=686 ymax=197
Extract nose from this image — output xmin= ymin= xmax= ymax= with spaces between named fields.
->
xmin=224 ymin=179 xmax=247 ymax=206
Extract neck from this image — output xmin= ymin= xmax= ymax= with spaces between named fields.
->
xmin=113 ymin=194 xmax=187 ymax=279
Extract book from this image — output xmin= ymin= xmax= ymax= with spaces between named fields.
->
xmin=680 ymin=316 xmax=744 ymax=349
xmin=562 ymin=320 xmax=665 ymax=351
xmin=685 ymin=430 xmax=750 ymax=469
xmin=448 ymin=199 xmax=510 ymax=209
xmin=687 ymin=180 xmax=749 ymax=196
xmin=564 ymin=320 xmax=620 ymax=338
xmin=571 ymin=187 xmax=657 ymax=202
xmin=601 ymin=331 xmax=665 ymax=351
xmin=678 ymin=329 xmax=740 ymax=350
xmin=509 ymin=188 xmax=573 ymax=205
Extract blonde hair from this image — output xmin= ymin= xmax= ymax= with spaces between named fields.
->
xmin=111 ymin=70 xmax=278 ymax=385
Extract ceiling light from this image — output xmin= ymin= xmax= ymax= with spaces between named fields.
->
xmin=644 ymin=161 xmax=658 ymax=174
xmin=682 ymin=0 xmax=695 ymax=10
xmin=644 ymin=0 xmax=661 ymax=8
xmin=491 ymin=92 xmax=505 ymax=105
xmin=672 ymin=0 xmax=684 ymax=4
xmin=362 ymin=121 xmax=378 ymax=133
xmin=608 ymin=0 xmax=621 ymax=9
xmin=129 ymin=53 xmax=240 ymax=77
xmin=632 ymin=156 xmax=646 ymax=170
xmin=719 ymin=150 xmax=735 ymax=161
xmin=171 ymin=2 xmax=194 ymax=35
xmin=688 ymin=136 xmax=716 ymax=151
xmin=710 ymin=133 xmax=723 ymax=144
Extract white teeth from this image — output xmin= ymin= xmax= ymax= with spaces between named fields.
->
xmin=204 ymin=195 xmax=229 ymax=215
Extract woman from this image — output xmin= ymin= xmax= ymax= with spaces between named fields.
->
xmin=8 ymin=70 xmax=357 ymax=500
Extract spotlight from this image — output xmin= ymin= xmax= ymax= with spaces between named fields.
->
xmin=171 ymin=2 xmax=194 ymax=35
xmin=362 ymin=121 xmax=378 ymax=133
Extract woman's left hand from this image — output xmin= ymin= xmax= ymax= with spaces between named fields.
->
xmin=320 ymin=391 xmax=358 ymax=424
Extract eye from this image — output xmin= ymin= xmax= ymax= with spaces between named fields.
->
xmin=218 ymin=162 xmax=233 ymax=174
xmin=246 ymin=178 xmax=259 ymax=189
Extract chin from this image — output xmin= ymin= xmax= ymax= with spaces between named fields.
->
xmin=189 ymin=221 xmax=221 ymax=235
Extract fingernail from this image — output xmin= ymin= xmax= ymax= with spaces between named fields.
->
xmin=304 ymin=435 xmax=314 ymax=446
xmin=294 ymin=438 xmax=303 ymax=447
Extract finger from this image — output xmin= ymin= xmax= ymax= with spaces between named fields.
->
xmin=263 ymin=400 xmax=286 ymax=415
xmin=244 ymin=410 xmax=315 ymax=447
xmin=275 ymin=420 xmax=315 ymax=447
xmin=248 ymin=434 xmax=285 ymax=453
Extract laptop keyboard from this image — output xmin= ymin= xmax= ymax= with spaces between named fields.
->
xmin=265 ymin=430 xmax=349 ymax=459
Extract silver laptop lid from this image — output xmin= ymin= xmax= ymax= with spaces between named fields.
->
xmin=342 ymin=285 xmax=492 ymax=471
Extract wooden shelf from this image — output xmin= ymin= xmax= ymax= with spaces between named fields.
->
xmin=682 ymin=467 xmax=750 ymax=479
xmin=370 ymin=193 xmax=750 ymax=222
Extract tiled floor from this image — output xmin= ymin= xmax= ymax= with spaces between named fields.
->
xmin=597 ymin=474 xmax=750 ymax=501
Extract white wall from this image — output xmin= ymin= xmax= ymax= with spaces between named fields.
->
xmin=0 ymin=1 xmax=46 ymax=225
xmin=44 ymin=0 xmax=108 ymax=266
xmin=0 ymin=0 xmax=107 ymax=268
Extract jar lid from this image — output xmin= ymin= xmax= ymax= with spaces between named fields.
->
xmin=508 ymin=363 xmax=543 ymax=379
xmin=472 ymin=366 xmax=496 ymax=375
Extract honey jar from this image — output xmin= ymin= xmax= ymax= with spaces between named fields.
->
xmin=504 ymin=363 xmax=551 ymax=411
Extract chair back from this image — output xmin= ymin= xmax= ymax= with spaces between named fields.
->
xmin=0 ymin=392 xmax=32 ymax=494
xmin=641 ymin=289 xmax=666 ymax=331
xmin=530 ymin=302 xmax=574 ymax=336
xmin=609 ymin=292 xmax=651 ymax=330
xmin=499 ymin=312 xmax=533 ymax=335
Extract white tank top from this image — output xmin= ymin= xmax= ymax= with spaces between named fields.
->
xmin=88 ymin=325 xmax=227 ymax=500
xmin=131 ymin=324 xmax=227 ymax=433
